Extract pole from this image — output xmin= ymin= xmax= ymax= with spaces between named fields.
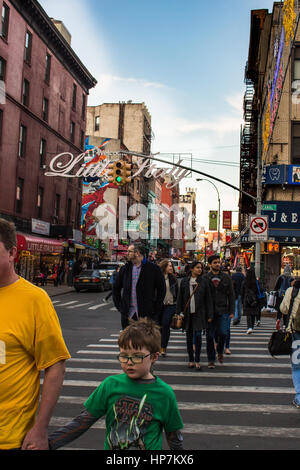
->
xmin=255 ymin=116 xmax=262 ymax=278
xmin=196 ymin=178 xmax=221 ymax=252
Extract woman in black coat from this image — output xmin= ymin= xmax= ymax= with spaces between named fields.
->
xmin=159 ymin=259 xmax=179 ymax=357
xmin=176 ymin=261 xmax=214 ymax=369
xmin=241 ymin=268 xmax=262 ymax=334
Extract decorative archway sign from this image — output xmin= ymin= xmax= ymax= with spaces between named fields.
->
xmin=45 ymin=148 xmax=256 ymax=202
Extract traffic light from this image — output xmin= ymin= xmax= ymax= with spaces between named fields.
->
xmin=122 ymin=162 xmax=132 ymax=184
xmin=107 ymin=160 xmax=132 ymax=186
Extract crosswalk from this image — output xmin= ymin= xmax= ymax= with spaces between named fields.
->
xmin=52 ymin=298 xmax=117 ymax=311
xmin=48 ymin=318 xmax=300 ymax=450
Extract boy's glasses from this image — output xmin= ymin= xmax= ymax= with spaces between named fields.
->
xmin=117 ymin=353 xmax=151 ymax=364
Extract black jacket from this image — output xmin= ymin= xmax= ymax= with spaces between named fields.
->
xmin=112 ymin=260 xmax=166 ymax=323
xmin=176 ymin=275 xmax=214 ymax=331
xmin=231 ymin=272 xmax=245 ymax=297
xmin=203 ymin=271 xmax=235 ymax=316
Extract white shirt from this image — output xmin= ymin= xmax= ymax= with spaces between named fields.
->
xmin=189 ymin=277 xmax=198 ymax=313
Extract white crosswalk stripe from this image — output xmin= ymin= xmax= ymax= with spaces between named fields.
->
xmin=49 ymin=317 xmax=298 ymax=450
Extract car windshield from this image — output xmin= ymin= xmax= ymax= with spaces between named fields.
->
xmin=79 ymin=270 xmax=100 ymax=277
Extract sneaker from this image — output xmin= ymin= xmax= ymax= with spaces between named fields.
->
xmin=256 ymin=320 xmax=261 ymax=327
xmin=293 ymin=399 xmax=300 ymax=409
xmin=217 ymin=354 xmax=224 ymax=364
xmin=208 ymin=362 xmax=216 ymax=369
xmin=232 ymin=320 xmax=239 ymax=326
xmin=225 ymin=348 xmax=231 ymax=355
xmin=246 ymin=328 xmax=253 ymax=334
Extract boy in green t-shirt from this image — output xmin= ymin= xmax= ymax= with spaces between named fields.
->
xmin=48 ymin=318 xmax=184 ymax=450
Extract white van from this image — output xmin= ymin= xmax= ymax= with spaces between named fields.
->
xmin=170 ymin=259 xmax=185 ymax=277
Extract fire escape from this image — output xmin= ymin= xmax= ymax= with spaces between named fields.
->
xmin=239 ymin=62 xmax=258 ymax=230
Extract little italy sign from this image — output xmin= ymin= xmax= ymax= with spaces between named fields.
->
xmin=45 ymin=151 xmax=190 ymax=189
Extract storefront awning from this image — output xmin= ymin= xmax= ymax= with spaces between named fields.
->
xmin=17 ymin=233 xmax=64 ymax=254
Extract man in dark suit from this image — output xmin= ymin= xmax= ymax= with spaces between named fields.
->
xmin=113 ymin=243 xmax=166 ymax=329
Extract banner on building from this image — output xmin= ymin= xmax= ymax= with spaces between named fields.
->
xmin=209 ymin=211 xmax=218 ymax=231
xmin=222 ymin=211 xmax=232 ymax=230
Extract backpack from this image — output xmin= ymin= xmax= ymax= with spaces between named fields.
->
xmin=278 ymin=276 xmax=291 ymax=298
xmin=289 ymin=287 xmax=300 ymax=332
xmin=245 ymin=288 xmax=258 ymax=308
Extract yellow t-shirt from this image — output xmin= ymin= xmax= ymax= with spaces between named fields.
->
xmin=0 ymin=277 xmax=71 ymax=449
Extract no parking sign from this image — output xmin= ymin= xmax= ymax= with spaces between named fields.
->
xmin=249 ymin=215 xmax=269 ymax=242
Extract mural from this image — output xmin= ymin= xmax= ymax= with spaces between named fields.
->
xmin=82 ymin=137 xmax=117 ymax=238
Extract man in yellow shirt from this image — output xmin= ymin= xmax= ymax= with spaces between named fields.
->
xmin=0 ymin=218 xmax=71 ymax=450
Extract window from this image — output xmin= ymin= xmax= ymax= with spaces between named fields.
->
xmin=0 ymin=56 xmax=6 ymax=81
xmin=80 ymin=130 xmax=85 ymax=150
xmin=72 ymin=84 xmax=77 ymax=109
xmin=70 ymin=121 xmax=75 ymax=143
xmin=0 ymin=108 xmax=3 ymax=145
xmin=16 ymin=178 xmax=24 ymax=213
xmin=66 ymin=198 xmax=72 ymax=224
xmin=37 ymin=187 xmax=44 ymax=219
xmin=24 ymin=31 xmax=32 ymax=63
xmin=1 ymin=3 xmax=9 ymax=40
xmin=292 ymin=122 xmax=300 ymax=164
xmin=18 ymin=125 xmax=27 ymax=157
xmin=82 ymin=93 xmax=86 ymax=119
xmin=54 ymin=194 xmax=60 ymax=218
xmin=39 ymin=138 xmax=46 ymax=168
xmin=42 ymin=97 xmax=49 ymax=121
xmin=45 ymin=53 xmax=51 ymax=82
xmin=22 ymin=79 xmax=29 ymax=106
xmin=95 ymin=115 xmax=100 ymax=131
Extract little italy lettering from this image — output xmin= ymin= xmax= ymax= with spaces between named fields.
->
xmin=45 ymin=152 xmax=190 ymax=189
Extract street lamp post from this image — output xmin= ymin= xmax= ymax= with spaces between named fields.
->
xmin=196 ymin=178 xmax=221 ymax=253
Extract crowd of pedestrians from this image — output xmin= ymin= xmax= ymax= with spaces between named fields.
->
xmin=2 ymin=214 xmax=300 ymax=450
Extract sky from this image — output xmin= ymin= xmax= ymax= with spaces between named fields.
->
xmin=39 ymin=0 xmax=276 ymax=232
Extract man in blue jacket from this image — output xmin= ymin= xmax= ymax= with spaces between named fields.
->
xmin=113 ymin=243 xmax=166 ymax=329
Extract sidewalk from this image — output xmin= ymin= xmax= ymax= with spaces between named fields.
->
xmin=40 ymin=284 xmax=75 ymax=298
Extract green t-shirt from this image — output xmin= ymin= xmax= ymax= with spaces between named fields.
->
xmin=84 ymin=373 xmax=183 ymax=450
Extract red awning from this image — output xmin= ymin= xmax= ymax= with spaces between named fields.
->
xmin=17 ymin=233 xmax=64 ymax=254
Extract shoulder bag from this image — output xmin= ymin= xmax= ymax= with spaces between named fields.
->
xmin=170 ymin=283 xmax=199 ymax=330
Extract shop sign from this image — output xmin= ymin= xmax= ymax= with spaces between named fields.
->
xmin=31 ymin=219 xmax=50 ymax=236
xmin=288 ymin=165 xmax=300 ymax=184
xmin=262 ymin=165 xmax=287 ymax=185
xmin=262 ymin=201 xmax=300 ymax=229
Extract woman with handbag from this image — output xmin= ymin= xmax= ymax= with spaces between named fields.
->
xmin=241 ymin=268 xmax=261 ymax=334
xmin=159 ymin=259 xmax=178 ymax=357
xmin=176 ymin=261 xmax=213 ymax=369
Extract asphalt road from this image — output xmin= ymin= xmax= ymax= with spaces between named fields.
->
xmin=47 ymin=289 xmax=300 ymax=450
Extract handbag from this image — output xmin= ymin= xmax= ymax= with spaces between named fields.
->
xmin=171 ymin=283 xmax=199 ymax=330
xmin=268 ymin=287 xmax=297 ymax=357
xmin=267 ymin=291 xmax=277 ymax=308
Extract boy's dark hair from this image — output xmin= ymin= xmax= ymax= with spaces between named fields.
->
xmin=0 ymin=218 xmax=17 ymax=251
xmin=118 ymin=318 xmax=161 ymax=354
xmin=208 ymin=255 xmax=220 ymax=264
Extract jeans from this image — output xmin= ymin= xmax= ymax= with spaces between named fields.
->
xmin=225 ymin=315 xmax=231 ymax=349
xmin=291 ymin=331 xmax=300 ymax=405
xmin=161 ymin=305 xmax=176 ymax=348
xmin=186 ymin=327 xmax=203 ymax=362
xmin=206 ymin=314 xmax=229 ymax=361
xmin=234 ymin=295 xmax=242 ymax=322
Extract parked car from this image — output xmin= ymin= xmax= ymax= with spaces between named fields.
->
xmin=98 ymin=262 xmax=124 ymax=277
xmin=170 ymin=259 xmax=185 ymax=277
xmin=74 ymin=269 xmax=111 ymax=292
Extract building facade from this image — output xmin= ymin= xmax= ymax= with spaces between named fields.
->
xmin=0 ymin=0 xmax=97 ymax=279
xmin=240 ymin=1 xmax=300 ymax=287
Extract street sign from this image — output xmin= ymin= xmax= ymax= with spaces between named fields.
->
xmin=249 ymin=215 xmax=268 ymax=242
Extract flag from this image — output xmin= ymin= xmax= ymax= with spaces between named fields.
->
xmin=209 ymin=211 xmax=218 ymax=231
